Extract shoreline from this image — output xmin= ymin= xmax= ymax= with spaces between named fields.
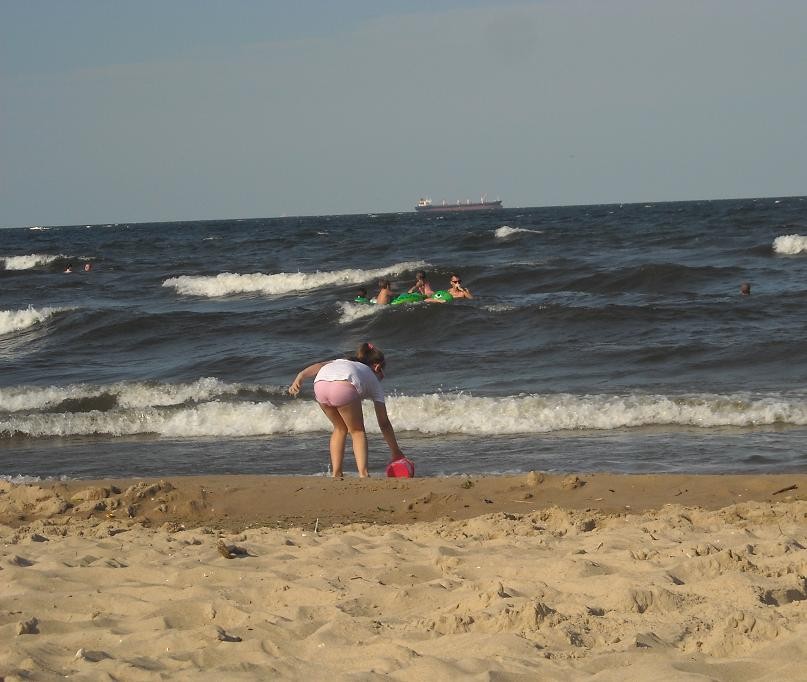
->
xmin=3 ymin=471 xmax=805 ymax=531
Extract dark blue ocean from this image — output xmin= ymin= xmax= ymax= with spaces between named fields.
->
xmin=2 ymin=197 xmax=807 ymax=480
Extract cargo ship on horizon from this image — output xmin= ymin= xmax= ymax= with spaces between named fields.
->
xmin=415 ymin=195 xmax=503 ymax=213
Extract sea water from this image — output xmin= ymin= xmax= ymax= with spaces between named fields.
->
xmin=2 ymin=197 xmax=807 ymax=479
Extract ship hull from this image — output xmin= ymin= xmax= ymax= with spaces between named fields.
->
xmin=415 ymin=200 xmax=503 ymax=213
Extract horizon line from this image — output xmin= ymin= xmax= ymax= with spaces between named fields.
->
xmin=2 ymin=193 xmax=805 ymax=230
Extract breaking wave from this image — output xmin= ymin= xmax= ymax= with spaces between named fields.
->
xmin=0 ymin=377 xmax=283 ymax=414
xmin=773 ymin=234 xmax=807 ymax=255
xmin=336 ymin=301 xmax=383 ymax=324
xmin=2 ymin=389 xmax=806 ymax=440
xmin=494 ymin=226 xmax=542 ymax=238
xmin=390 ymin=392 xmax=807 ymax=434
xmin=163 ymin=261 xmax=429 ymax=297
xmin=0 ymin=306 xmax=67 ymax=336
xmin=1 ymin=254 xmax=63 ymax=270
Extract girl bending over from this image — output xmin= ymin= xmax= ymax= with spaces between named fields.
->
xmin=288 ymin=342 xmax=405 ymax=478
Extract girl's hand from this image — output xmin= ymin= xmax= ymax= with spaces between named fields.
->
xmin=288 ymin=361 xmax=330 ymax=397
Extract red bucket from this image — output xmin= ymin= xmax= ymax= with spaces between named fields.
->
xmin=386 ymin=456 xmax=415 ymax=478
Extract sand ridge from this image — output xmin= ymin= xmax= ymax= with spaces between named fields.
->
xmin=3 ymin=472 xmax=807 ymax=531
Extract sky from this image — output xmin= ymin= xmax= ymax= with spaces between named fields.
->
xmin=2 ymin=0 xmax=806 ymax=227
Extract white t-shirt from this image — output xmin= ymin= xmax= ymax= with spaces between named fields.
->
xmin=314 ymin=359 xmax=385 ymax=403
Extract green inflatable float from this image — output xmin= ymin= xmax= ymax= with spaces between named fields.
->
xmin=429 ymin=290 xmax=454 ymax=303
xmin=389 ymin=290 xmax=454 ymax=305
xmin=391 ymin=292 xmax=425 ymax=305
xmin=352 ymin=290 xmax=455 ymax=305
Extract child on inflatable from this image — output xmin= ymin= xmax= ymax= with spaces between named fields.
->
xmin=374 ymin=279 xmax=393 ymax=304
xmin=425 ymin=273 xmax=473 ymax=303
xmin=446 ymin=273 xmax=473 ymax=299
xmin=407 ymin=271 xmax=434 ymax=297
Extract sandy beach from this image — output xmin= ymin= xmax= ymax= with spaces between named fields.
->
xmin=2 ymin=472 xmax=806 ymax=680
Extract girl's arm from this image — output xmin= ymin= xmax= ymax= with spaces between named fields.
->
xmin=373 ymin=402 xmax=405 ymax=460
xmin=288 ymin=361 xmax=329 ymax=396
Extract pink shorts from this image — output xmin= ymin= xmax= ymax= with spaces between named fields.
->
xmin=314 ymin=381 xmax=360 ymax=407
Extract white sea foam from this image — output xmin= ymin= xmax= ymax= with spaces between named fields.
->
xmin=773 ymin=234 xmax=807 ymax=255
xmin=3 ymin=391 xmax=807 ymax=439
xmin=388 ymin=392 xmax=807 ymax=434
xmin=114 ymin=377 xmax=258 ymax=408
xmin=0 ymin=377 xmax=275 ymax=413
xmin=1 ymin=253 xmax=62 ymax=270
xmin=0 ymin=474 xmax=45 ymax=484
xmin=162 ymin=261 xmax=429 ymax=297
xmin=494 ymin=226 xmax=542 ymax=238
xmin=337 ymin=301 xmax=383 ymax=324
xmin=0 ymin=306 xmax=66 ymax=336
xmin=0 ymin=401 xmax=325 ymax=438
xmin=0 ymin=384 xmax=92 ymax=412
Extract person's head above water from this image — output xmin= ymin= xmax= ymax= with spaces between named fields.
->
xmin=740 ymin=282 xmax=751 ymax=296
xmin=378 ymin=279 xmax=391 ymax=290
xmin=357 ymin=287 xmax=367 ymax=297
xmin=415 ymin=271 xmax=426 ymax=281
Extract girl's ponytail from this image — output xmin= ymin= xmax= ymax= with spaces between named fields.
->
xmin=351 ymin=342 xmax=385 ymax=367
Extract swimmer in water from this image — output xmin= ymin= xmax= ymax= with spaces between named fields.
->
xmin=375 ymin=279 xmax=393 ymax=305
xmin=407 ymin=271 xmax=434 ymax=297
xmin=425 ymin=273 xmax=473 ymax=303
xmin=446 ymin=273 xmax=473 ymax=299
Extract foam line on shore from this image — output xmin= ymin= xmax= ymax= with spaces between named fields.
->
xmin=3 ymin=390 xmax=807 ymax=439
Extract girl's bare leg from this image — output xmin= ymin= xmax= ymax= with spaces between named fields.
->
xmin=318 ymin=404 xmax=348 ymax=478
xmin=336 ymin=400 xmax=369 ymax=477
